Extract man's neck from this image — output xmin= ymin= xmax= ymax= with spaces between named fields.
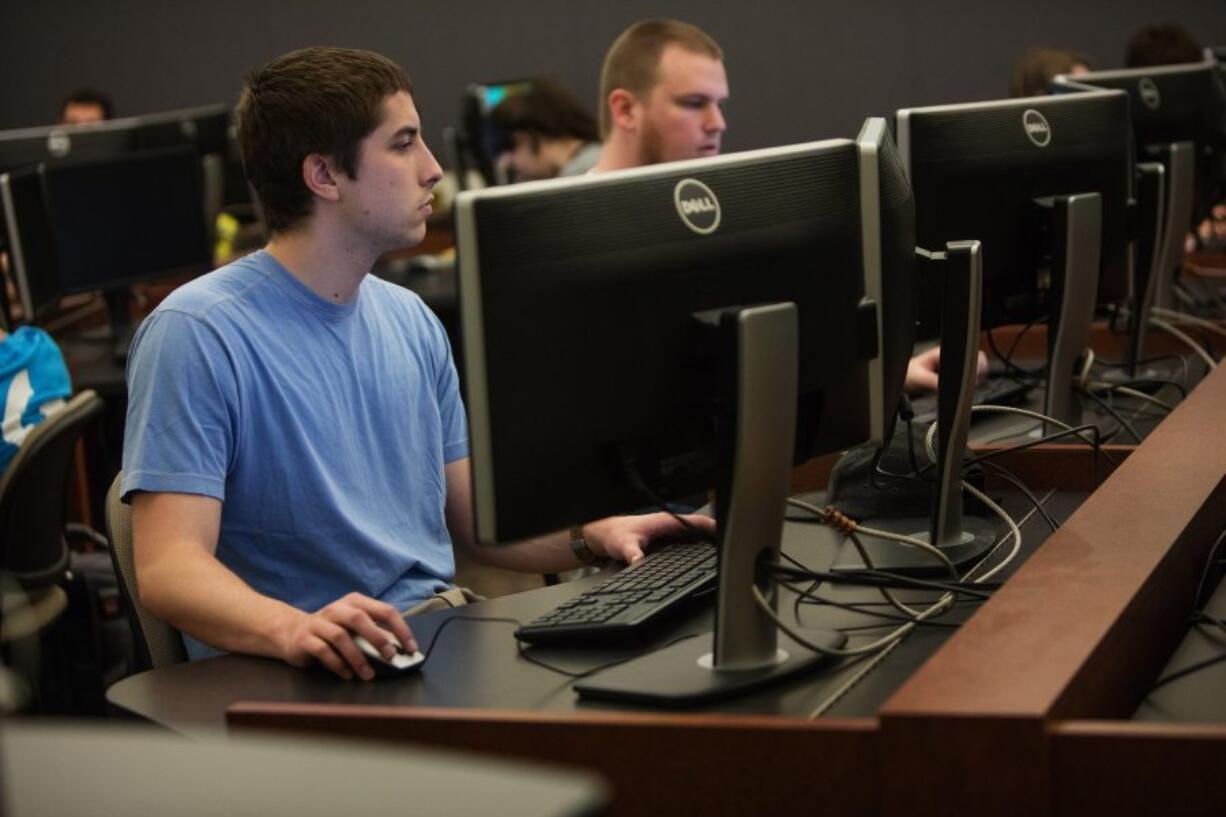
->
xmin=265 ymin=222 xmax=377 ymax=304
xmin=590 ymin=135 xmax=645 ymax=174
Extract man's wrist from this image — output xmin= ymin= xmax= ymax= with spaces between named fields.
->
xmin=569 ymin=525 xmax=606 ymax=565
xmin=266 ymin=605 xmax=307 ymax=661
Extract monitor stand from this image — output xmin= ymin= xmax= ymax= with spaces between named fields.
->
xmin=1148 ymin=142 xmax=1196 ymax=314
xmin=1124 ymin=162 xmax=1167 ymax=379
xmin=575 ymin=302 xmax=846 ymax=706
xmin=833 ymin=241 xmax=997 ymax=575
xmin=1040 ymin=193 xmax=1102 ymax=431
xmin=1124 ymin=143 xmax=1196 ymax=372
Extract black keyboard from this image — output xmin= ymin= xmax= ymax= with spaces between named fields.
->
xmin=910 ymin=376 xmax=1033 ymax=426
xmin=515 ymin=541 xmax=717 ymax=645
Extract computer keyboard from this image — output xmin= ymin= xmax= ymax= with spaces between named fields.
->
xmin=515 ymin=540 xmax=717 ymax=645
xmin=909 ymin=376 xmax=1033 ymax=426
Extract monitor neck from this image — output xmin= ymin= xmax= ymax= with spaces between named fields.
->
xmin=931 ymin=241 xmax=983 ymax=548
xmin=1036 ymin=192 xmax=1103 ymax=428
xmin=709 ymin=302 xmax=798 ymax=670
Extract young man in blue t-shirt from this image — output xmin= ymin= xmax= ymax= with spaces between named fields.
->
xmin=123 ymin=47 xmax=711 ymax=681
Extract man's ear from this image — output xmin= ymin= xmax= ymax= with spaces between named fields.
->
xmin=301 ymin=153 xmax=342 ymax=202
xmin=606 ymin=88 xmax=641 ymax=133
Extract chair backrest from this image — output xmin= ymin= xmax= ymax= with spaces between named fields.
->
xmin=105 ymin=472 xmax=187 ymax=669
xmin=0 ymin=390 xmax=103 ymax=589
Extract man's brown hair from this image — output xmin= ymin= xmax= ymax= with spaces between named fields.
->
xmin=598 ymin=19 xmax=723 ymax=137
xmin=236 ymin=47 xmax=413 ymax=235
xmin=490 ymin=78 xmax=599 ymax=146
xmin=1125 ymin=23 xmax=1203 ymax=68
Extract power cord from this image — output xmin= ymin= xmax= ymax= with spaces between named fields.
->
xmin=1148 ymin=317 xmax=1217 ymax=370
xmin=987 ymin=319 xmax=1047 ymax=382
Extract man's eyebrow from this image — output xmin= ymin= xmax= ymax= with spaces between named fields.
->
xmin=389 ymin=125 xmax=420 ymax=140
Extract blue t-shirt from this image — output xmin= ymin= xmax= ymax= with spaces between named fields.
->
xmin=1 ymin=326 xmax=72 ymax=474
xmin=122 ymin=250 xmax=469 ymax=659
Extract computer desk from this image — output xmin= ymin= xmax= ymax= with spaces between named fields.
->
xmin=106 ymin=356 xmax=1226 ymax=817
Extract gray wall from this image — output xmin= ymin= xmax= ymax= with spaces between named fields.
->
xmin=3 ymin=1 xmax=1224 ymax=155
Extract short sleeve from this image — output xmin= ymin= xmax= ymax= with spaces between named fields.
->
xmin=121 ymin=310 xmax=239 ymax=502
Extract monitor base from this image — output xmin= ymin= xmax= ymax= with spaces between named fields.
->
xmin=830 ymin=516 xmax=999 ymax=576
xmin=574 ymin=628 xmax=845 ymax=707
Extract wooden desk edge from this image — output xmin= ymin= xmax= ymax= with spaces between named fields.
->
xmin=227 ymin=703 xmax=880 ymax=817
xmin=876 ymin=364 xmax=1226 ymax=814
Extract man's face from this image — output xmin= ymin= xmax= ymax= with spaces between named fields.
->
xmin=339 ymin=91 xmax=443 ymax=251
xmin=60 ymin=102 xmax=106 ymax=125
xmin=500 ymin=131 xmax=553 ymax=181
xmin=636 ymin=44 xmax=728 ymax=165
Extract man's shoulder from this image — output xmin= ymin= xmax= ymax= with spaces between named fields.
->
xmin=154 ymin=252 xmax=275 ymax=322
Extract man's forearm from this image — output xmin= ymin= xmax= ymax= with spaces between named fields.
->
xmin=138 ymin=544 xmax=304 ymax=660
xmin=461 ymin=530 xmax=584 ymax=574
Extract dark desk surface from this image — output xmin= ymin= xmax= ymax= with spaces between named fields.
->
xmin=1135 ymin=574 xmax=1226 ymax=723
xmin=107 ymin=490 xmax=1074 ymax=737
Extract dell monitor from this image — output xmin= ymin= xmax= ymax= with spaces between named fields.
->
xmin=896 ymin=90 xmax=1135 ymax=428
xmin=0 ymin=146 xmax=211 ymax=351
xmin=1053 ymin=60 xmax=1222 ymax=219
xmin=456 ymin=123 xmax=915 ymax=705
xmin=0 ymin=103 xmax=234 ymax=263
xmin=0 ymin=103 xmax=229 ymax=175
xmin=0 ymin=120 xmax=137 ymax=176
xmin=1053 ymin=61 xmax=1226 ymax=316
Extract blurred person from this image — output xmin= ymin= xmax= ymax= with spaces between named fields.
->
xmin=1009 ymin=47 xmax=1092 ymax=97
xmin=1125 ymin=23 xmax=1204 ymax=67
xmin=58 ymin=88 xmax=112 ymax=124
xmin=0 ymin=325 xmax=71 ymax=474
xmin=490 ymin=78 xmax=601 ymax=180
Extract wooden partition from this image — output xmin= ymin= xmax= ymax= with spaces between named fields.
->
xmin=228 ymin=705 xmax=878 ymax=817
xmin=879 ymin=363 xmax=1226 ymax=815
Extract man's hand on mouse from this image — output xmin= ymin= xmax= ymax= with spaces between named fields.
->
xmin=277 ymin=593 xmax=417 ymax=681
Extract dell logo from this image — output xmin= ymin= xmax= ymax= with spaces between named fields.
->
xmin=1022 ymin=109 xmax=1051 ymax=148
xmin=1139 ymin=78 xmax=1161 ymax=110
xmin=674 ymin=179 xmax=721 ymax=235
xmin=46 ymin=129 xmax=71 ymax=158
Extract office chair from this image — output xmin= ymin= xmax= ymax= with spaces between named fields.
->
xmin=105 ymin=472 xmax=187 ymax=669
xmin=0 ymin=389 xmax=103 ymax=643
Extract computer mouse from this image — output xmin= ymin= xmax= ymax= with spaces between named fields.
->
xmin=352 ymin=632 xmax=425 ymax=677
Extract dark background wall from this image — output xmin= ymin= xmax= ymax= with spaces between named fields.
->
xmin=3 ymin=1 xmax=1224 ymax=155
